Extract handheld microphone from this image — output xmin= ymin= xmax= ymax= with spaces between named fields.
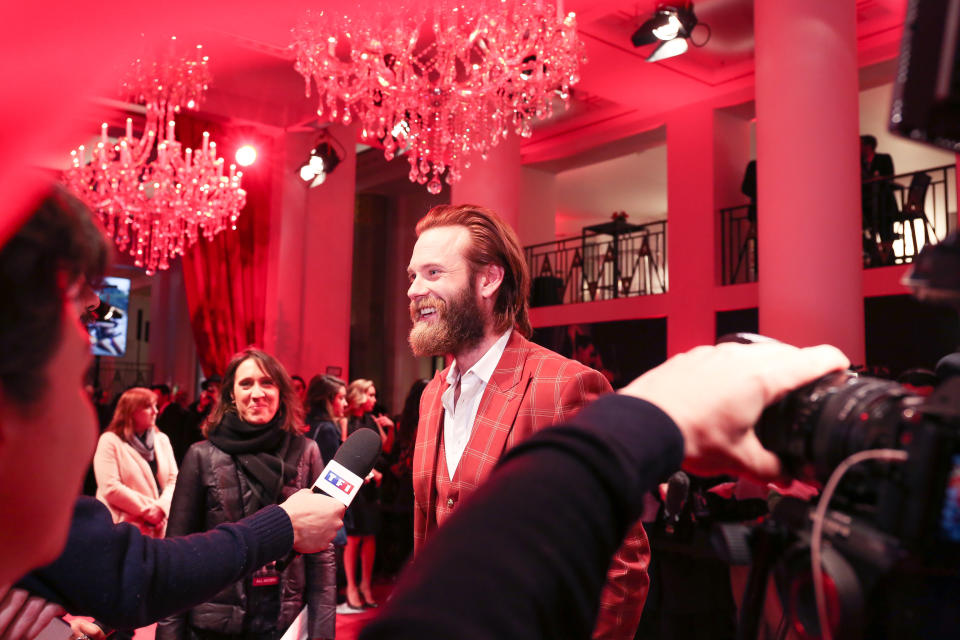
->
xmin=312 ymin=428 xmax=382 ymax=506
xmin=275 ymin=429 xmax=383 ymax=572
xmin=663 ymin=471 xmax=690 ymax=535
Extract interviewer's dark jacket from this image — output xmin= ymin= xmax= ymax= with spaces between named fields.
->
xmin=157 ymin=436 xmax=335 ymax=639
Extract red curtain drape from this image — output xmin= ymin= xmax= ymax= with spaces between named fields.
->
xmin=176 ymin=114 xmax=271 ymax=376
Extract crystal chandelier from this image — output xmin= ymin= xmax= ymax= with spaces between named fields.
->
xmin=290 ymin=0 xmax=584 ymax=194
xmin=63 ymin=37 xmax=246 ymax=275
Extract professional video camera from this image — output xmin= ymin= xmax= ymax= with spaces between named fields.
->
xmin=712 ymin=229 xmax=960 ymax=640
xmin=737 ymin=363 xmax=960 ymax=639
xmin=710 ymin=230 xmax=960 ymax=640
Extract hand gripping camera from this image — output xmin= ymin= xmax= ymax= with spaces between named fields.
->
xmin=721 ymin=233 xmax=960 ymax=640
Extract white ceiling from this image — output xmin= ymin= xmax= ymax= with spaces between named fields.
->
xmin=555 ymin=136 xmax=668 ymax=234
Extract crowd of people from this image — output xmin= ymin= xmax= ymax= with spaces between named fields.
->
xmin=79 ymin=362 xmax=425 ymax=634
xmin=1 ymin=185 xmax=878 ymax=640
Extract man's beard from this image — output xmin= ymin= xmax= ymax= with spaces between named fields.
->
xmin=408 ymin=282 xmax=487 ymax=357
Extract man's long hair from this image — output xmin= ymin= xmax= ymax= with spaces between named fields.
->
xmin=415 ymin=204 xmax=531 ymax=338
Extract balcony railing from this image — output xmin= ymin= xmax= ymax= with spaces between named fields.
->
xmin=525 ymin=220 xmax=667 ymax=306
xmin=92 ymin=360 xmax=155 ymax=395
xmin=720 ymin=164 xmax=957 ymax=285
xmin=872 ymin=164 xmax=957 ymax=263
xmin=720 ymin=204 xmax=757 ymax=285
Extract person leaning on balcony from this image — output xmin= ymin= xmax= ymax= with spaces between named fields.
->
xmin=860 ymin=134 xmax=899 ymax=265
xmin=740 ymin=159 xmax=757 ymax=225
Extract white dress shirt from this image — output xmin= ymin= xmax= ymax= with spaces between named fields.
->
xmin=441 ymin=329 xmax=512 ymax=478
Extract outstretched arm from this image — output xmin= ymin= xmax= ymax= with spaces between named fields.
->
xmin=15 ymin=492 xmax=342 ymax=631
xmin=364 ymin=395 xmax=679 ymax=640
xmin=18 ymin=496 xmax=292 ymax=631
xmin=556 ymin=368 xmax=649 ymax=640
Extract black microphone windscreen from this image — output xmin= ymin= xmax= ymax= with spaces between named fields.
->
xmin=278 ymin=428 xmax=383 ymax=573
xmin=312 ymin=427 xmax=383 ymax=506
xmin=665 ymin=471 xmax=690 ymax=515
xmin=333 ymin=427 xmax=382 ymax=475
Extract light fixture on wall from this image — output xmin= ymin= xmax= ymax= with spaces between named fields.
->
xmin=630 ymin=3 xmax=710 ymax=63
xmin=235 ymin=144 xmax=258 ymax=167
xmin=298 ymin=132 xmax=344 ymax=187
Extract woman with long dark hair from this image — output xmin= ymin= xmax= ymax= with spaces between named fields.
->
xmin=341 ymin=379 xmax=389 ymax=610
xmin=305 ymin=374 xmax=348 ymax=466
xmin=376 ymin=378 xmax=428 ymax=576
xmin=94 ymin=387 xmax=178 ymax=538
xmin=305 ymin=374 xmax=352 ymax=613
xmin=157 ymin=349 xmax=335 ymax=640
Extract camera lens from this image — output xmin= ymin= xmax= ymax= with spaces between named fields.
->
xmin=756 ymin=371 xmax=915 ymax=483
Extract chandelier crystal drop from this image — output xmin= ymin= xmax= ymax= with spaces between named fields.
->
xmin=290 ymin=0 xmax=584 ymax=194
xmin=63 ymin=37 xmax=246 ymax=275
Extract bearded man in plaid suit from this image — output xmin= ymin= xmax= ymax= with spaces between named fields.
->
xmin=406 ymin=203 xmax=650 ymax=639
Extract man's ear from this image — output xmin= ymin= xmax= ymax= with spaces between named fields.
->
xmin=476 ymin=263 xmax=505 ymax=301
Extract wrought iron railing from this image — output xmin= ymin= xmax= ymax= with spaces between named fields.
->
xmin=525 ymin=220 xmax=667 ymax=306
xmin=720 ymin=204 xmax=756 ymax=285
xmin=91 ymin=360 xmax=155 ymax=396
xmin=867 ymin=164 xmax=957 ymax=266
xmin=720 ymin=164 xmax=957 ymax=284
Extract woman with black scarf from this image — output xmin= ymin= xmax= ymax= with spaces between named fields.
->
xmin=157 ymin=349 xmax=335 ymax=640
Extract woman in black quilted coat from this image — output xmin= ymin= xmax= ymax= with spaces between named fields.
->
xmin=157 ymin=348 xmax=335 ymax=640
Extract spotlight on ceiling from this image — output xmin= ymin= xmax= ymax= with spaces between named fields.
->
xmin=630 ymin=3 xmax=709 ymax=62
xmin=647 ymin=37 xmax=689 ymax=63
xmin=298 ymin=134 xmax=344 ymax=188
xmin=235 ymin=144 xmax=257 ymax=167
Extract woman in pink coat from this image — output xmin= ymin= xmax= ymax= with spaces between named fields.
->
xmin=94 ymin=387 xmax=178 ymax=537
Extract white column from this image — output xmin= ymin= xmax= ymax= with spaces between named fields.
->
xmin=755 ymin=0 xmax=865 ymax=363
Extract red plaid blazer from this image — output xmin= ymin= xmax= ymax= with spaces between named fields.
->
xmin=412 ymin=331 xmax=650 ymax=640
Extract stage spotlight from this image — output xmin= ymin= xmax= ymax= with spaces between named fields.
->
xmin=298 ymin=136 xmax=344 ymax=186
xmin=631 ymin=11 xmax=670 ymax=47
xmin=647 ymin=37 xmax=689 ymax=62
xmin=630 ymin=3 xmax=708 ymax=61
xmin=235 ymin=144 xmax=257 ymax=167
xmin=653 ymin=11 xmax=684 ymax=40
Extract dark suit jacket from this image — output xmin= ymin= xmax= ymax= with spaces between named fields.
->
xmin=862 ymin=153 xmax=899 ymax=241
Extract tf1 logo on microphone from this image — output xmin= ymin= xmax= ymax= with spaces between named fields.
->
xmin=324 ymin=470 xmax=355 ymax=495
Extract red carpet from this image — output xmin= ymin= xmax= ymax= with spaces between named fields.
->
xmin=335 ymin=580 xmax=395 ymax=640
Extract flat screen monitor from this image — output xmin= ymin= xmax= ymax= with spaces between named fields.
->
xmin=88 ymin=276 xmax=130 ymax=357
xmin=890 ymin=0 xmax=960 ymax=150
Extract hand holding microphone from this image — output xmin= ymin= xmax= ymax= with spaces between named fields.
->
xmin=279 ymin=490 xmax=345 ymax=554
xmin=279 ymin=429 xmax=382 ymax=556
